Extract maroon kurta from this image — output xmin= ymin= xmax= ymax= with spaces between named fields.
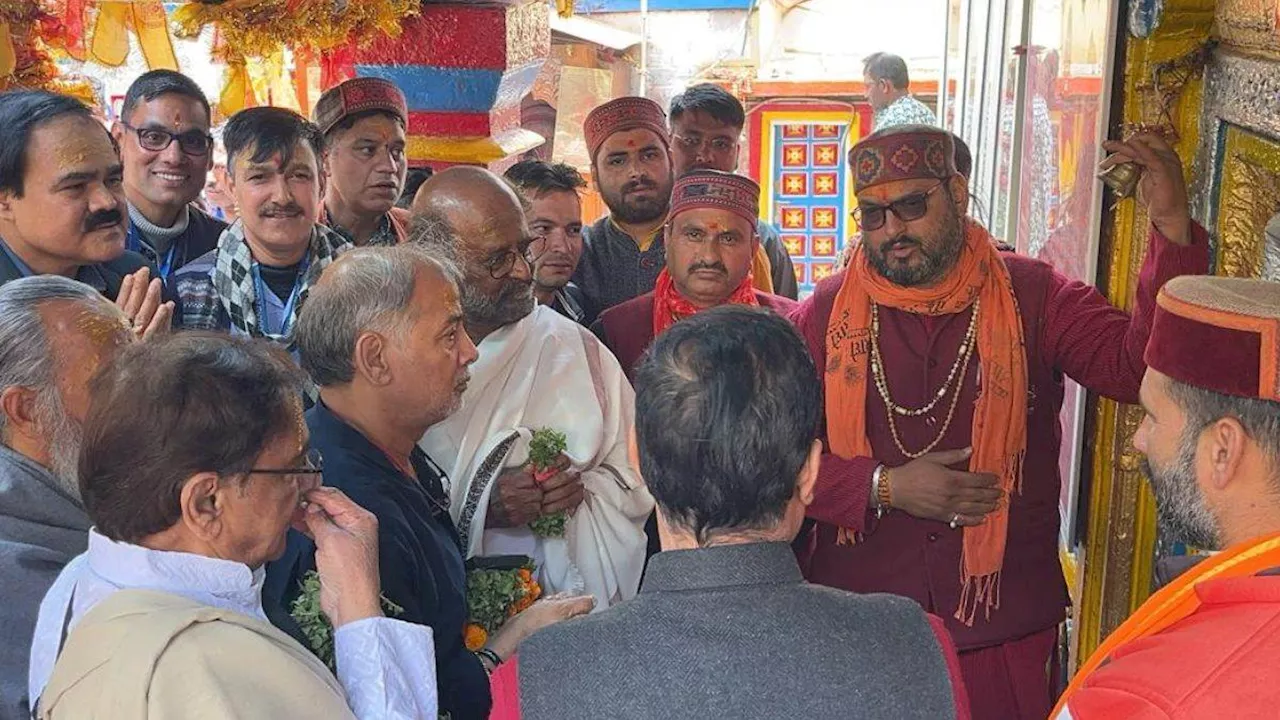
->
xmin=596 ymin=290 xmax=799 ymax=381
xmin=789 ymin=225 xmax=1207 ymax=713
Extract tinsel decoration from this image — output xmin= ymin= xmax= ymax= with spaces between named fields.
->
xmin=172 ymin=0 xmax=419 ymax=60
xmin=0 ymin=1 xmax=93 ymax=102
xmin=174 ymin=0 xmax=418 ymax=117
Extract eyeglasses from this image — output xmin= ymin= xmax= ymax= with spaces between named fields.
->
xmin=251 ymin=448 xmax=324 ymax=477
xmin=854 ymin=182 xmax=946 ymax=231
xmin=485 ymin=238 xmax=536 ymax=279
xmin=123 ymin=123 xmax=214 ymax=157
xmin=673 ymin=134 xmax=737 ymax=154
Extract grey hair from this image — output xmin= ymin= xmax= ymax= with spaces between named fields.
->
xmin=1168 ymin=379 xmax=1280 ymax=477
xmin=407 ymin=211 xmax=463 ymax=267
xmin=0 ymin=276 xmax=107 ymax=438
xmin=295 ymin=245 xmax=460 ymax=387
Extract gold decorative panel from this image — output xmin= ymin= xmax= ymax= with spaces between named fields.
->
xmin=1216 ymin=0 xmax=1280 ymax=60
xmin=1215 ymin=126 xmax=1280 ymax=278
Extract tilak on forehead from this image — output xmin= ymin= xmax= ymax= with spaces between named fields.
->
xmin=582 ymin=96 xmax=668 ymax=161
xmin=670 ymin=169 xmax=760 ymax=230
xmin=849 ymin=124 xmax=957 ymax=194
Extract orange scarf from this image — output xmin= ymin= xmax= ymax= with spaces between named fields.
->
xmin=1054 ymin=532 xmax=1280 ymax=717
xmin=652 ymin=267 xmax=759 ymax=338
xmin=825 ymin=219 xmax=1027 ymax=625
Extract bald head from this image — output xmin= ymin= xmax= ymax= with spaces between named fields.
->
xmin=411 ymin=166 xmax=525 ymax=232
xmin=409 ymin=166 xmax=536 ymax=340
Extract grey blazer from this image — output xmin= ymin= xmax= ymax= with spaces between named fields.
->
xmin=517 ymin=542 xmax=960 ymax=719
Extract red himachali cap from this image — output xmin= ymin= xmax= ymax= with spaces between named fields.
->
xmin=313 ymin=77 xmax=408 ymax=136
xmin=582 ymin=96 xmax=668 ymax=161
xmin=669 ymin=170 xmax=760 ymax=229
xmin=1145 ymin=275 xmax=1280 ymax=402
xmin=849 ymin=124 xmax=958 ymax=193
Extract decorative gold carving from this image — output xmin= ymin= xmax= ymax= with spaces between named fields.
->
xmin=1216 ymin=125 xmax=1280 ymax=278
xmin=1075 ymin=0 xmax=1212 ymax=672
xmin=1216 ymin=0 xmax=1280 ymax=60
xmin=1099 ymin=405 xmax=1147 ymax=636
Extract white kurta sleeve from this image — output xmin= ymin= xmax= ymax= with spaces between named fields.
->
xmin=333 ymin=617 xmax=437 ymax=720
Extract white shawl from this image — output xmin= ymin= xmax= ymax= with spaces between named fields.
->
xmin=420 ymin=306 xmax=652 ymax=609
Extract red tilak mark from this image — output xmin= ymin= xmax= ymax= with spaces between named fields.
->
xmin=626 ymin=140 xmax=636 ymax=147
xmin=708 ymin=223 xmax=722 ymax=232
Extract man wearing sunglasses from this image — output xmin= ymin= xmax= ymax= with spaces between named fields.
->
xmin=413 ymin=167 xmax=653 ymax=615
xmin=113 ymin=70 xmax=226 ymax=283
xmin=791 ymin=124 xmax=1209 ymax=719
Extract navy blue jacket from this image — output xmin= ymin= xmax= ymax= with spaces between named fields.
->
xmin=265 ymin=402 xmax=490 ymax=720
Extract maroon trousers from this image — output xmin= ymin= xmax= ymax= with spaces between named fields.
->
xmin=957 ymin=628 xmax=1056 ymax=720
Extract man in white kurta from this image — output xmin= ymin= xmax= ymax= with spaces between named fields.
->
xmin=413 ymin=167 xmax=653 ymax=610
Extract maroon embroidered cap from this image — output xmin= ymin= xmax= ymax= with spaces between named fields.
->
xmin=313 ymin=77 xmax=408 ymax=136
xmin=849 ymin=124 xmax=957 ymax=193
xmin=583 ymin=96 xmax=668 ymax=161
xmin=669 ymin=170 xmax=760 ymax=228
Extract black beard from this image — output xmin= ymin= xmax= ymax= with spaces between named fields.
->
xmin=866 ymin=214 xmax=965 ymax=287
xmin=602 ymin=175 xmax=673 ymax=225
xmin=1142 ymin=437 xmax=1223 ymax=551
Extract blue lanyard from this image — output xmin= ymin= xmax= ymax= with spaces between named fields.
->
xmin=251 ymin=255 xmax=311 ymax=337
xmin=127 ymin=222 xmax=180 ymax=279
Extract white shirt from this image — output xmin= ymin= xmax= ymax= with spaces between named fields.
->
xmin=29 ymin=530 xmax=437 ymax=719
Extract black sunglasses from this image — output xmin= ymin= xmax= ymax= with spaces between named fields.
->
xmin=855 ymin=182 xmax=946 ymax=231
xmin=123 ymin=123 xmax=214 ymax=157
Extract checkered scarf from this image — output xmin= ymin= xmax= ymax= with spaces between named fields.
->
xmin=212 ymin=219 xmax=351 ymax=350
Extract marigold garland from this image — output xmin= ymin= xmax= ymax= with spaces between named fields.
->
xmin=465 ymin=560 xmax=542 ymax=652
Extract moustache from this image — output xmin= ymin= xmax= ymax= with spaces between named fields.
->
xmin=879 ymin=236 xmax=923 ymax=253
xmin=260 ymin=204 xmax=304 ymax=218
xmin=622 ymin=178 xmax=658 ymax=194
xmin=82 ymin=208 xmax=123 ymax=233
xmin=687 ymin=261 xmax=727 ymax=275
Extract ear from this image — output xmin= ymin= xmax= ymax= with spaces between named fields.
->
xmin=0 ymin=187 xmax=16 ymax=223
xmin=0 ymin=385 xmax=41 ymax=443
xmin=321 ymin=148 xmax=333 ymax=180
xmin=796 ymin=439 xmax=822 ymax=507
xmin=948 ymin=175 xmax=970 ymax=217
xmin=110 ymin=122 xmax=125 ymax=145
xmin=178 ymin=471 xmax=225 ymax=544
xmin=1207 ymin=417 xmax=1249 ymax=491
xmin=352 ymin=330 xmax=393 ymax=386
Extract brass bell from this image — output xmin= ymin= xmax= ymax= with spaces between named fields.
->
xmin=1098 ymin=161 xmax=1142 ymax=199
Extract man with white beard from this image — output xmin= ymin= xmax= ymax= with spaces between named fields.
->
xmin=0 ymin=276 xmax=133 ymax=720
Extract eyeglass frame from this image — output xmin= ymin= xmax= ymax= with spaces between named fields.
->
xmin=484 ymin=237 xmax=537 ymax=280
xmin=671 ymin=133 xmax=739 ymax=155
xmin=250 ymin=448 xmax=324 ymax=477
xmin=853 ymin=181 xmax=948 ymax=231
xmin=121 ymin=122 xmax=215 ymax=157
